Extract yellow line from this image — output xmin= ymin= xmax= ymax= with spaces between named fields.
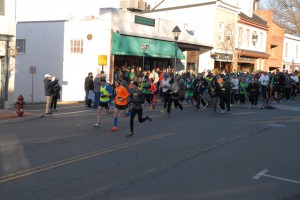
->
xmin=0 ymin=132 xmax=173 ymax=184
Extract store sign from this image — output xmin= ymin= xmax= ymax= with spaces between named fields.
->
xmin=134 ymin=16 xmax=155 ymax=27
xmin=98 ymin=55 xmax=107 ymax=65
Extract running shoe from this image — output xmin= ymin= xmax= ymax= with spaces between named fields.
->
xmin=146 ymin=115 xmax=152 ymax=122
xmin=93 ymin=123 xmax=101 ymax=127
xmin=126 ymin=132 xmax=134 ymax=137
xmin=111 ymin=126 xmax=118 ymax=131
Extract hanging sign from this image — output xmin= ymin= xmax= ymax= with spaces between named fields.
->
xmin=98 ymin=55 xmax=107 ymax=66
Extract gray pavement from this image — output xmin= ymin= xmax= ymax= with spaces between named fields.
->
xmin=0 ymin=97 xmax=299 ymax=200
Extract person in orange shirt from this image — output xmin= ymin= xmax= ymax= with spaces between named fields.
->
xmin=149 ymin=78 xmax=157 ymax=110
xmin=111 ymin=79 xmax=130 ymax=131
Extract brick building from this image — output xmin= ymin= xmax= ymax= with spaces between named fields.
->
xmin=255 ymin=10 xmax=285 ymax=72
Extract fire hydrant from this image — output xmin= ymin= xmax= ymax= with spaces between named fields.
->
xmin=16 ymin=94 xmax=25 ymax=117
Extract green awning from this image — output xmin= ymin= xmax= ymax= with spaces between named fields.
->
xmin=112 ymin=33 xmax=185 ymax=59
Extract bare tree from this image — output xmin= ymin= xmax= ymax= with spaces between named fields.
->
xmin=260 ymin=0 xmax=300 ymax=35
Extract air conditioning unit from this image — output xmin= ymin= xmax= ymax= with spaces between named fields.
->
xmin=120 ymin=0 xmax=147 ymax=11
xmin=138 ymin=0 xmax=146 ymax=11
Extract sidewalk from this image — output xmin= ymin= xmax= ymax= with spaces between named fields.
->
xmin=0 ymin=101 xmax=82 ymax=125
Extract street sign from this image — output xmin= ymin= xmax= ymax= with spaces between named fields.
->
xmin=29 ymin=66 xmax=36 ymax=74
xmin=98 ymin=55 xmax=107 ymax=66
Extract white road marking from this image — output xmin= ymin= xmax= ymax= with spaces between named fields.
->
xmin=253 ymin=169 xmax=300 ymax=184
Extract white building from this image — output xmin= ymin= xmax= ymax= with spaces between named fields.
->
xmin=283 ymin=33 xmax=300 ymax=72
xmin=0 ymin=0 xmax=16 ymax=109
xmin=14 ymin=0 xmax=265 ymax=103
xmin=15 ymin=7 xmax=213 ymax=102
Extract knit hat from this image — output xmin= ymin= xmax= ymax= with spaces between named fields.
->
xmin=163 ymin=73 xmax=168 ymax=78
xmin=115 ymin=79 xmax=122 ymax=84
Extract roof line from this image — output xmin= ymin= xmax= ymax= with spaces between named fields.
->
xmin=142 ymin=1 xmax=217 ymax=13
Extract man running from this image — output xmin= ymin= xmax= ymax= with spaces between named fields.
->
xmin=111 ymin=79 xmax=130 ymax=131
xmin=127 ymin=81 xmax=152 ymax=137
xmin=94 ymin=77 xmax=113 ymax=127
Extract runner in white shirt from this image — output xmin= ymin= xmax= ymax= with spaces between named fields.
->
xmin=290 ymin=72 xmax=299 ymax=99
xmin=259 ymin=71 xmax=269 ymax=99
xmin=161 ymin=73 xmax=170 ymax=113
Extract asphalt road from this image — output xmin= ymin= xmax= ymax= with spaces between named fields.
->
xmin=0 ymin=100 xmax=299 ymax=200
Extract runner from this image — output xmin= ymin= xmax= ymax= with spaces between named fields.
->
xmin=127 ymin=81 xmax=152 ymax=137
xmin=94 ymin=77 xmax=113 ymax=127
xmin=149 ymin=78 xmax=157 ymax=110
xmin=111 ymin=79 xmax=130 ymax=131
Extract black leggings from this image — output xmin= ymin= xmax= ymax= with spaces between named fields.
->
xmin=130 ymin=108 xmax=148 ymax=132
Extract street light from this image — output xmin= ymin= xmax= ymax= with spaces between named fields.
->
xmin=140 ymin=44 xmax=149 ymax=72
xmin=172 ymin=25 xmax=181 ymax=78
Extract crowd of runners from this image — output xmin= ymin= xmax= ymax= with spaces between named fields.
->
xmin=84 ymin=67 xmax=300 ymax=137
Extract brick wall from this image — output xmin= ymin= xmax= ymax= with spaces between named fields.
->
xmin=255 ymin=10 xmax=285 ymax=71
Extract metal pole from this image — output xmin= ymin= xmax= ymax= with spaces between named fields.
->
xmin=174 ymin=41 xmax=177 ymax=78
xmin=31 ymin=73 xmax=33 ymax=102
xmin=142 ymin=51 xmax=145 ymax=72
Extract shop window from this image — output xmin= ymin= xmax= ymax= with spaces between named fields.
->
xmin=70 ymin=39 xmax=83 ymax=54
xmin=16 ymin=39 xmax=26 ymax=53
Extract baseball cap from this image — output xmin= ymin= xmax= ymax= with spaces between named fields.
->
xmin=45 ymin=74 xmax=51 ymax=78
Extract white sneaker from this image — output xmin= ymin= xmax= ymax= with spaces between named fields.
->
xmin=221 ymin=110 xmax=225 ymax=114
xmin=93 ymin=123 xmax=101 ymax=127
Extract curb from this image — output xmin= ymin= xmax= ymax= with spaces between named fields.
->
xmin=0 ymin=114 xmax=44 ymax=125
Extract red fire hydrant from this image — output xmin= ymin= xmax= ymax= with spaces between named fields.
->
xmin=16 ymin=94 xmax=25 ymax=117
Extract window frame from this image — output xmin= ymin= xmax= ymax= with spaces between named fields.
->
xmin=16 ymin=39 xmax=26 ymax=53
xmin=70 ymin=39 xmax=84 ymax=54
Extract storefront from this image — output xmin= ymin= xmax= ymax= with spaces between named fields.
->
xmin=237 ymin=50 xmax=270 ymax=72
xmin=111 ymin=32 xmax=185 ymax=79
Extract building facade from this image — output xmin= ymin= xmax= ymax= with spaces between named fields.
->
xmin=283 ymin=34 xmax=300 ymax=72
xmin=255 ymin=10 xmax=285 ymax=72
xmin=14 ymin=0 xmax=294 ymax=103
xmin=0 ymin=0 xmax=16 ymax=109
xmin=15 ymin=7 xmax=213 ymax=102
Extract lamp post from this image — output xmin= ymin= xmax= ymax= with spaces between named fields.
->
xmin=172 ymin=25 xmax=181 ymax=78
xmin=140 ymin=44 xmax=149 ymax=72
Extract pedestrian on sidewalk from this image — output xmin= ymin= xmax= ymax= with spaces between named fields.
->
xmin=93 ymin=77 xmax=113 ymax=127
xmin=127 ymin=81 xmax=152 ymax=137
xmin=44 ymin=74 xmax=58 ymax=115
xmin=50 ymin=76 xmax=61 ymax=112
xmin=84 ymin=72 xmax=93 ymax=106
xmin=86 ymin=75 xmax=94 ymax=108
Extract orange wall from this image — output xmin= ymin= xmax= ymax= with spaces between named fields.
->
xmin=255 ymin=10 xmax=285 ymax=71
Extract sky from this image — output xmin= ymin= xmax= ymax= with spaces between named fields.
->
xmin=16 ymin=0 xmax=164 ymax=21
xmin=16 ymin=0 xmax=120 ymax=21
xmin=16 ymin=0 xmax=264 ymax=22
